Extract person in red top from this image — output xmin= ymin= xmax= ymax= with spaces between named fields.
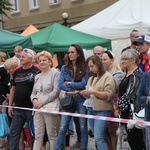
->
xmin=133 ymin=34 xmax=150 ymax=72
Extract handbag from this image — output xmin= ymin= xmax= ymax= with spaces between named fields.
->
xmin=60 ymin=96 xmax=74 ymax=110
xmin=127 ymin=104 xmax=145 ymax=129
xmin=133 ymin=108 xmax=145 ymax=129
xmin=0 ymin=112 xmax=10 ymax=138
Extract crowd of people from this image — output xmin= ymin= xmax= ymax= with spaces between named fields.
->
xmin=0 ymin=30 xmax=150 ymax=150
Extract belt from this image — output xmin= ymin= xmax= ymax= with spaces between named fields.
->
xmin=66 ymin=92 xmax=80 ymax=97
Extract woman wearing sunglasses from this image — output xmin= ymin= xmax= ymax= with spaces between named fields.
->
xmin=55 ymin=44 xmax=88 ymax=150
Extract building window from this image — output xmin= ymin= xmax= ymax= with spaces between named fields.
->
xmin=71 ymin=0 xmax=83 ymax=2
xmin=0 ymin=16 xmax=2 ymax=29
xmin=10 ymin=0 xmax=20 ymax=14
xmin=49 ymin=0 xmax=60 ymax=6
xmin=29 ymin=0 xmax=39 ymax=10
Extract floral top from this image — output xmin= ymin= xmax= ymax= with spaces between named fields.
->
xmin=118 ymin=68 xmax=143 ymax=119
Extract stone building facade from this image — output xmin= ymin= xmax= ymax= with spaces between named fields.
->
xmin=2 ymin=0 xmax=118 ymax=32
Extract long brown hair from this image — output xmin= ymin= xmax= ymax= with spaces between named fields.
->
xmin=86 ymin=55 xmax=105 ymax=85
xmin=66 ymin=44 xmax=86 ymax=81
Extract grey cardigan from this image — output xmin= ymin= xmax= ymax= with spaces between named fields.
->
xmin=31 ymin=67 xmax=60 ymax=106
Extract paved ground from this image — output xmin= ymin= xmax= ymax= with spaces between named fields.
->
xmin=26 ymin=129 xmax=130 ymax=150
xmin=0 ymin=127 xmax=131 ymax=150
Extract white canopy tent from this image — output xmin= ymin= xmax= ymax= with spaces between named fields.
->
xmin=72 ymin=0 xmax=150 ymax=60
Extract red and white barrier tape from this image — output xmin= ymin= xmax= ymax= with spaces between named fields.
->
xmin=1 ymin=105 xmax=150 ymax=127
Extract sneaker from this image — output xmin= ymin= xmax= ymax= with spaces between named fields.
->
xmin=71 ymin=141 xmax=81 ymax=149
xmin=88 ymin=129 xmax=94 ymax=138
xmin=65 ymin=146 xmax=71 ymax=150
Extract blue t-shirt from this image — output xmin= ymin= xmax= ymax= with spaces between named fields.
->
xmin=139 ymin=62 xmax=145 ymax=72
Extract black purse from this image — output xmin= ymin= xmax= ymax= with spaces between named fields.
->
xmin=60 ymin=96 xmax=74 ymax=110
xmin=60 ymin=70 xmax=76 ymax=110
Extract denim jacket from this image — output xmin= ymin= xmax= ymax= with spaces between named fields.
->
xmin=58 ymin=65 xmax=88 ymax=92
xmin=137 ymin=72 xmax=150 ymax=121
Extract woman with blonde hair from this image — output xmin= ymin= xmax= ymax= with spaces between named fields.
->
xmin=31 ymin=50 xmax=60 ymax=150
xmin=102 ymin=50 xmax=124 ymax=150
xmin=4 ymin=58 xmax=18 ymax=73
xmin=4 ymin=58 xmax=26 ymax=150
xmin=4 ymin=58 xmax=19 ymax=103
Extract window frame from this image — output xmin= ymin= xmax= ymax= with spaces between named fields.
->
xmin=10 ymin=0 xmax=20 ymax=14
xmin=49 ymin=0 xmax=60 ymax=6
xmin=29 ymin=0 xmax=39 ymax=10
xmin=71 ymin=0 xmax=83 ymax=2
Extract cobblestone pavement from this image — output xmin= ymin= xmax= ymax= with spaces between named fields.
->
xmin=0 ymin=129 xmax=131 ymax=150
xmin=25 ymin=132 xmax=130 ymax=150
xmin=68 ymin=132 xmax=131 ymax=150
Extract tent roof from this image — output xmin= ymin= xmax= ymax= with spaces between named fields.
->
xmin=0 ymin=29 xmax=32 ymax=53
xmin=29 ymin=23 xmax=111 ymax=53
xmin=21 ymin=25 xmax=39 ymax=36
xmin=72 ymin=0 xmax=150 ymax=39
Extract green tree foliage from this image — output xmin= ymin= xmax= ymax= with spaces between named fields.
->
xmin=0 ymin=0 xmax=13 ymax=22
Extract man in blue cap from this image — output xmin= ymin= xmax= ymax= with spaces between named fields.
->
xmin=133 ymin=35 xmax=150 ymax=72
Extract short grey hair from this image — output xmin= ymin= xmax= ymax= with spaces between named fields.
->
xmin=23 ymin=48 xmax=35 ymax=61
xmin=122 ymin=49 xmax=139 ymax=63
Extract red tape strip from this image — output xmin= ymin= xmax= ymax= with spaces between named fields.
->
xmin=0 ymin=105 xmax=149 ymax=127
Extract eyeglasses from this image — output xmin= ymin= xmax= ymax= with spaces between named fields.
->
xmin=120 ymin=58 xmax=130 ymax=61
xmin=67 ymin=51 xmax=75 ymax=54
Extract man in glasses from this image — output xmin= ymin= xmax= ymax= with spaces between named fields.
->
xmin=133 ymin=34 xmax=150 ymax=72
xmin=8 ymin=48 xmax=40 ymax=150
xmin=122 ymin=30 xmax=140 ymax=53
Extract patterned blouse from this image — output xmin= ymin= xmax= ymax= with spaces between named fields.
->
xmin=118 ymin=68 xmax=143 ymax=119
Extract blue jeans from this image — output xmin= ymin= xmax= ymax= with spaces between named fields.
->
xmin=68 ymin=117 xmax=81 ymax=142
xmin=55 ymin=96 xmax=88 ymax=150
xmin=88 ymin=107 xmax=111 ymax=150
xmin=68 ymin=117 xmax=74 ymax=135
xmin=9 ymin=109 xmax=33 ymax=150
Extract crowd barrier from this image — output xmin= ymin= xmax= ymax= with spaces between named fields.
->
xmin=0 ymin=104 xmax=150 ymax=127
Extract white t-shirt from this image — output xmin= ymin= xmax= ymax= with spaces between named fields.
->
xmin=83 ymin=77 xmax=97 ymax=107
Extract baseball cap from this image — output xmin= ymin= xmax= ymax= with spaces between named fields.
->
xmin=133 ymin=35 xmax=150 ymax=45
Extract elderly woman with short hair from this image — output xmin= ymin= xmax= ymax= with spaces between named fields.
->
xmin=114 ymin=49 xmax=146 ymax=150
